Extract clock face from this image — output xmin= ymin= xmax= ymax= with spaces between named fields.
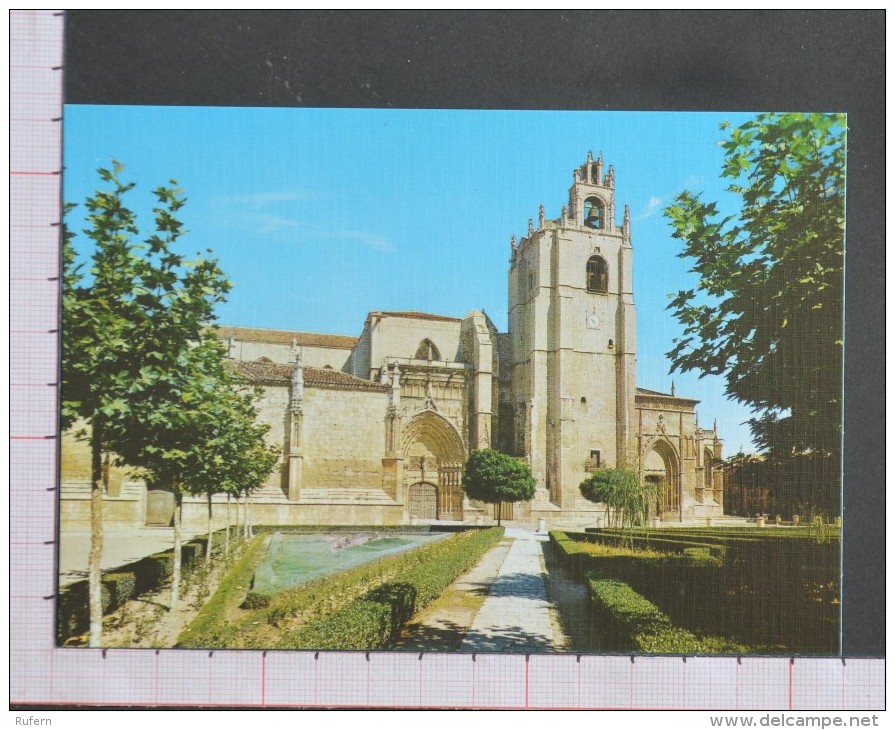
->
xmin=586 ymin=313 xmax=600 ymax=330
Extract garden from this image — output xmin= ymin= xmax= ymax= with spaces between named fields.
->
xmin=178 ymin=526 xmax=505 ymax=650
xmin=550 ymin=526 xmax=840 ymax=655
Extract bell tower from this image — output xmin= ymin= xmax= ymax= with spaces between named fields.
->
xmin=508 ymin=151 xmax=636 ymax=511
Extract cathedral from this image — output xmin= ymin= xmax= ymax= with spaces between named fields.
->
xmin=61 ymin=152 xmax=725 ymax=530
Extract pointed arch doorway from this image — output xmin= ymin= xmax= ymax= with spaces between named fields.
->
xmin=643 ymin=438 xmax=681 ymax=521
xmin=401 ymin=410 xmax=466 ymax=521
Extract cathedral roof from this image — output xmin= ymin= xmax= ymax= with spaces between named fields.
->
xmin=214 ymin=325 xmax=358 ymax=350
xmin=636 ymin=387 xmax=700 ymax=404
xmin=233 ymin=360 xmax=294 ymax=383
xmin=233 ymin=360 xmax=390 ymax=392
xmin=304 ymin=367 xmax=390 ymax=392
xmin=372 ymin=310 xmax=462 ymax=323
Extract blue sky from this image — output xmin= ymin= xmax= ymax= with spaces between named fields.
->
xmin=64 ymin=106 xmax=762 ymax=452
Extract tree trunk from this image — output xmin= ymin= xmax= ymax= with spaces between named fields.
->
xmin=247 ymin=490 xmax=254 ymax=538
xmin=242 ymin=491 xmax=248 ymax=539
xmin=497 ymin=501 xmax=502 ymax=527
xmin=88 ymin=420 xmax=104 ymax=647
xmin=224 ymin=493 xmax=231 ymax=560
xmin=206 ymin=491 xmax=213 ymax=567
xmin=171 ymin=490 xmax=183 ymax=609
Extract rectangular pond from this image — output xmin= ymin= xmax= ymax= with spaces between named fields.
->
xmin=252 ymin=531 xmax=451 ymax=596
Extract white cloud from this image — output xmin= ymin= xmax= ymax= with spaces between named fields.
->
xmin=251 ymin=216 xmax=394 ymax=253
xmin=634 ymin=195 xmax=666 ymax=221
xmin=257 ymin=213 xmax=301 ymax=234
xmin=220 ymin=190 xmax=318 ymax=209
xmin=317 ymin=228 xmax=395 ymax=253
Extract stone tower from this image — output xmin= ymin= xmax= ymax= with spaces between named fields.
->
xmin=507 ymin=151 xmax=637 ymax=510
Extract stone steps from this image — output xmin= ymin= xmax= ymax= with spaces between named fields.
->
xmin=60 ymin=479 xmax=144 ymax=500
xmin=299 ymin=487 xmax=398 ymax=505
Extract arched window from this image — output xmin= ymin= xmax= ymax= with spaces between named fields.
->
xmin=583 ymin=196 xmax=605 ymax=229
xmin=586 ymin=255 xmax=609 ymax=293
xmin=414 ymin=339 xmax=441 ymax=361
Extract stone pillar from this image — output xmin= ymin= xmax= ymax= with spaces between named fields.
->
xmin=382 ymin=365 xmax=404 ymax=502
xmin=287 ymin=357 xmax=304 ymax=502
xmin=288 ymin=406 xmax=303 ymax=502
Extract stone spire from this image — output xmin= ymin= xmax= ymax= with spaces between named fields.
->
xmin=538 ymin=203 xmax=545 ymax=228
xmin=290 ymin=351 xmax=304 ymax=415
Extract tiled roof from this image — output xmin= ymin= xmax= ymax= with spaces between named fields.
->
xmin=214 ymin=325 xmax=358 ymax=349
xmin=234 ymin=360 xmax=294 ymax=383
xmin=305 ymin=367 xmax=390 ymax=392
xmin=372 ymin=311 xmax=462 ymax=323
xmin=234 ymin=361 xmax=389 ymax=393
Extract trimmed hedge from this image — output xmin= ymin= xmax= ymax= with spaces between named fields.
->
xmin=550 ymin=530 xmax=720 ymax=576
xmin=175 ymin=534 xmax=271 ymax=647
xmin=586 ymin=574 xmax=745 ymax=654
xmin=182 ymin=526 xmax=505 ymax=649
xmin=58 ymin=531 xmax=225 ymax=644
xmin=578 ymin=530 xmax=728 ymax=560
xmin=250 ymin=524 xmax=473 ymax=535
xmin=284 ymin=528 xmax=504 ymax=650
xmin=554 ymin=528 xmax=840 ymax=654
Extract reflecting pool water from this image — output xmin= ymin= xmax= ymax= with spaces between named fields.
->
xmin=252 ymin=531 xmax=450 ymax=596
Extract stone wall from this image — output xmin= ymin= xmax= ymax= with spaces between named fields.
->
xmin=366 ymin=313 xmax=463 ymax=376
xmin=230 ymin=339 xmax=352 ymax=369
xmin=301 ymin=386 xmax=388 ymax=488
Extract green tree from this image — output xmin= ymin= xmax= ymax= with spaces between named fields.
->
xmin=111 ymin=332 xmax=233 ymax=605
xmin=462 ymin=449 xmax=535 ymax=525
xmin=664 ymin=113 xmax=845 ymax=515
xmin=62 ymin=163 xmax=232 ymax=643
xmin=580 ymin=468 xmax=657 ymax=530
xmin=178 ymin=362 xmax=280 ymax=566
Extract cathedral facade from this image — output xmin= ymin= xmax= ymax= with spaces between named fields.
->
xmin=61 ymin=152 xmax=724 ymax=530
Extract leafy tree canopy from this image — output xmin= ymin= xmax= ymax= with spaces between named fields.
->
xmin=580 ymin=467 xmax=656 ymax=529
xmin=463 ymin=449 xmax=536 ymax=506
xmin=664 ymin=113 xmax=845 ymax=512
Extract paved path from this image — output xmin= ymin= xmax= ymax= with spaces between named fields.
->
xmin=58 ymin=527 xmax=203 ymax=586
xmin=393 ymin=539 xmax=512 ymax=651
xmin=460 ymin=528 xmax=568 ymax=652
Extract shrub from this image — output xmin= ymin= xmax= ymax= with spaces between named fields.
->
xmin=579 ymin=468 xmax=657 ymax=531
xmin=567 ymin=528 xmax=839 ymax=654
xmin=242 ymin=591 xmax=271 ymax=610
xmin=279 ymin=527 xmax=504 ymax=650
xmin=104 ymin=571 xmax=137 ymax=606
xmin=177 ymin=533 xmax=270 ymax=647
xmin=463 ymin=450 xmax=535 ymax=525
xmin=58 ymin=529 xmax=229 ymax=644
xmin=586 ymin=574 xmax=746 ymax=654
